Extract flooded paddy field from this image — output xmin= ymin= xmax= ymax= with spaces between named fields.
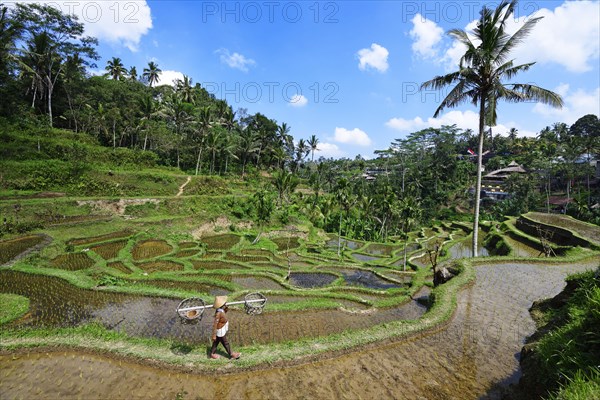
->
xmin=1 ymin=217 xmax=598 ymax=400
xmin=2 ymin=261 xmax=595 ymax=399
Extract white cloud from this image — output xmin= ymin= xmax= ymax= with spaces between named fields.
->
xmin=157 ymin=70 xmax=185 ymax=86
xmin=416 ymin=2 xmax=599 ymax=73
xmin=333 ymin=127 xmax=372 ymax=146
xmin=18 ymin=0 xmax=154 ymax=52
xmin=409 ymin=14 xmax=444 ymax=59
xmin=216 ymin=49 xmax=256 ymax=72
xmin=386 ymin=110 xmax=536 ymax=137
xmin=288 ymin=94 xmax=308 ymax=107
xmin=533 ymin=85 xmax=600 ymax=124
xmin=317 ymin=142 xmax=344 ymax=158
xmin=357 ymin=43 xmax=389 ymax=73
xmin=506 ymin=1 xmax=599 ymax=73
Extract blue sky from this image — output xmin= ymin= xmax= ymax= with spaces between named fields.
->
xmin=20 ymin=0 xmax=600 ymax=158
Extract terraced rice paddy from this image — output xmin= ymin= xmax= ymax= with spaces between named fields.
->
xmin=0 ymin=235 xmax=45 ymax=264
xmin=131 ymin=240 xmax=173 ymax=260
xmin=201 ymin=234 xmax=240 ymax=250
xmin=289 ymin=272 xmax=338 ymax=288
xmin=49 ymin=252 xmax=94 ymax=271
xmin=91 ymin=240 xmax=128 ymax=259
xmin=1 ymin=212 xmax=597 ymax=400
xmin=135 ymin=260 xmax=184 ymax=272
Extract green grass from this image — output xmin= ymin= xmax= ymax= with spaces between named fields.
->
xmin=547 ymin=369 xmax=600 ymax=400
xmin=525 ymin=267 xmax=600 ymax=399
xmin=0 ymin=293 xmax=30 ymax=325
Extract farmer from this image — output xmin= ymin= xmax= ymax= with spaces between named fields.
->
xmin=210 ymin=296 xmax=241 ymax=360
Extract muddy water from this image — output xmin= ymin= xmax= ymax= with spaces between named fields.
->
xmin=504 ymin=235 xmax=542 ymax=258
xmin=288 ymin=272 xmax=337 ymax=288
xmin=352 ymin=253 xmax=384 ymax=262
xmin=1 ymin=261 xmax=595 ymax=399
xmin=0 ymin=271 xmax=424 ymax=347
xmin=448 ymin=239 xmax=490 ymax=258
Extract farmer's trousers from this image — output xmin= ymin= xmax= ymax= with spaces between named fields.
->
xmin=210 ymin=335 xmax=232 ymax=356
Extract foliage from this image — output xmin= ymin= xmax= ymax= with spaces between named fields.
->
xmin=0 ymin=293 xmax=30 ymax=325
xmin=528 ymin=268 xmax=600 ymax=399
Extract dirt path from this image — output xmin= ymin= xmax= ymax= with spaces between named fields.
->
xmin=1 ymin=261 xmax=596 ymax=399
xmin=177 ymin=176 xmax=191 ymax=197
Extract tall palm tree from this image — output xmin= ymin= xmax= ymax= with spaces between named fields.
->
xmin=308 ymin=134 xmax=319 ymax=162
xmin=421 ymin=0 xmax=563 ymax=257
xmin=129 ymin=66 xmax=138 ymax=81
xmin=138 ymin=95 xmax=157 ymax=150
xmin=105 ymin=57 xmax=127 ymax=80
xmin=237 ymin=127 xmax=259 ymax=177
xmin=194 ymin=105 xmax=213 ymax=175
xmin=507 ymin=127 xmax=518 ymax=142
xmin=143 ymin=61 xmax=161 ymax=87
xmin=175 ymin=74 xmax=194 ymax=103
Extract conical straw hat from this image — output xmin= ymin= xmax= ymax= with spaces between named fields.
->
xmin=213 ymin=296 xmax=227 ymax=309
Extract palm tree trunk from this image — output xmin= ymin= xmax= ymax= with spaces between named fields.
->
xmin=338 ymin=212 xmax=342 ymax=258
xmin=195 ymin=147 xmax=203 ymax=176
xmin=472 ymin=96 xmax=486 ymax=258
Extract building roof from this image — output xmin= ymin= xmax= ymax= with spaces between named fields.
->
xmin=484 ymin=162 xmax=526 ymax=179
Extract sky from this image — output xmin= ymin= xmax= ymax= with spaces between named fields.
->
xmin=14 ymin=0 xmax=600 ymax=159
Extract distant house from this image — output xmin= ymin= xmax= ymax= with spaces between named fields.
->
xmin=472 ymin=161 xmax=526 ymax=200
xmin=547 ymin=196 xmax=574 ymax=213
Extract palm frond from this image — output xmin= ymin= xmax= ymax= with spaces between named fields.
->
xmin=504 ymin=84 xmax=564 ymax=107
xmin=495 ymin=16 xmax=543 ymax=64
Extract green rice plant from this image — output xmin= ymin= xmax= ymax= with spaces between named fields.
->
xmin=201 ymin=234 xmax=240 ymax=250
xmin=0 ymin=235 xmax=44 ymax=264
xmin=174 ymin=249 xmax=199 ymax=258
xmin=240 ymin=249 xmax=274 ymax=257
xmin=67 ymin=230 xmax=132 ymax=246
xmin=91 ymin=240 xmax=128 ymax=260
xmin=135 ymin=260 xmax=184 ymax=273
xmin=131 ymin=239 xmax=173 ymax=260
xmin=49 ymin=252 xmax=94 ymax=271
xmin=192 ymin=260 xmax=248 ymax=270
xmin=106 ymin=261 xmax=131 ymax=274
xmin=271 ymin=237 xmax=301 ymax=251
xmin=226 ymin=253 xmax=271 ymax=263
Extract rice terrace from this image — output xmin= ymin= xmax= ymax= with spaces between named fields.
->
xmin=1 ymin=1 xmax=599 ymax=399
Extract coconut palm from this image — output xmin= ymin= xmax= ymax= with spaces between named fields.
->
xmin=143 ymin=61 xmax=161 ymax=87
xmin=421 ymin=0 xmax=563 ymax=257
xmin=194 ymin=105 xmax=213 ymax=175
xmin=175 ymin=74 xmax=194 ymax=103
xmin=308 ymin=134 xmax=319 ymax=162
xmin=129 ymin=66 xmax=137 ymax=81
xmin=105 ymin=57 xmax=127 ymax=80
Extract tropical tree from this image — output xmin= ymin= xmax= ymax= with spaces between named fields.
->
xmin=237 ymin=127 xmax=259 ymax=177
xmin=272 ymin=169 xmax=299 ymax=205
xmin=160 ymin=92 xmax=193 ymax=168
xmin=421 ymin=0 xmax=563 ymax=257
xmin=308 ymin=134 xmax=320 ymax=162
xmin=143 ymin=61 xmax=161 ymax=87
xmin=129 ymin=66 xmax=138 ymax=81
xmin=15 ymin=3 xmax=98 ymax=127
xmin=507 ymin=127 xmax=518 ymax=142
xmin=105 ymin=57 xmax=127 ymax=80
xmin=194 ymin=105 xmax=213 ymax=175
xmin=569 ymin=114 xmax=600 ymax=206
xmin=175 ymin=75 xmax=194 ymax=103
xmin=138 ymin=95 xmax=157 ymax=150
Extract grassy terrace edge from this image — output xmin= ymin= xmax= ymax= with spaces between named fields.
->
xmin=2 ymin=252 xmax=598 ymax=372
